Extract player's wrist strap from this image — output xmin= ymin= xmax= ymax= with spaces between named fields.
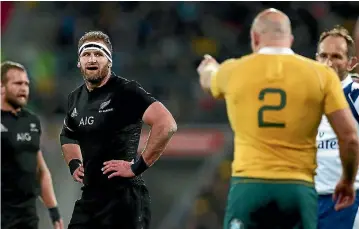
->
xmin=131 ymin=155 xmax=149 ymax=176
xmin=68 ymin=159 xmax=82 ymax=175
xmin=48 ymin=207 xmax=60 ymax=223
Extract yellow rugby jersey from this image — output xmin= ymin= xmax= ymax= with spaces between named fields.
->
xmin=210 ymin=47 xmax=349 ymax=183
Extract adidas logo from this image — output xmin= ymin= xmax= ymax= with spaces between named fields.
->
xmin=1 ymin=123 xmax=8 ymax=132
xmin=71 ymin=108 xmax=78 ymax=117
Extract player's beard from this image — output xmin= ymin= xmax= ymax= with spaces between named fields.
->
xmin=5 ymin=91 xmax=28 ymax=109
xmin=337 ymin=68 xmax=348 ymax=81
xmin=331 ymin=66 xmax=348 ymax=81
xmin=81 ymin=65 xmax=110 ymax=85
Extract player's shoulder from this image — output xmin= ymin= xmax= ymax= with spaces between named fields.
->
xmin=67 ymin=83 xmax=84 ymax=100
xmin=21 ymin=108 xmax=41 ymax=123
xmin=291 ymin=54 xmax=322 ymax=67
xmin=293 ymin=55 xmax=338 ymax=82
xmin=112 ymin=75 xmax=146 ymax=92
xmin=219 ymin=56 xmax=248 ymax=70
xmin=21 ymin=108 xmax=38 ymax=118
xmin=234 ymin=53 xmax=280 ymax=65
xmin=221 ymin=58 xmax=239 ymax=65
xmin=294 ymin=54 xmax=333 ymax=72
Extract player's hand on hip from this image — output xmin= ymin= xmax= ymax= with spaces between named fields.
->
xmin=73 ymin=166 xmax=84 ymax=183
xmin=102 ymin=160 xmax=135 ymax=178
xmin=54 ymin=219 xmax=64 ymax=229
xmin=197 ymin=54 xmax=219 ymax=78
xmin=333 ymin=178 xmax=356 ymax=211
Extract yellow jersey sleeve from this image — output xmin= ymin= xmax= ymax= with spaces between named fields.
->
xmin=210 ymin=59 xmax=236 ymax=98
xmin=323 ymin=66 xmax=349 ymax=115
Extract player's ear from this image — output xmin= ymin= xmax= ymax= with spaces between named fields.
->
xmin=108 ymin=63 xmax=112 ymax=68
xmin=289 ymin=34 xmax=294 ymax=47
xmin=315 ymin=53 xmax=320 ymax=61
xmin=348 ymin=56 xmax=358 ymax=71
xmin=1 ymin=83 xmax=5 ymax=96
xmin=253 ymin=31 xmax=260 ymax=47
xmin=77 ymin=62 xmax=80 ymax=68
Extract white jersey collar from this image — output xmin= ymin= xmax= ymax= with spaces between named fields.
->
xmin=258 ymin=47 xmax=294 ymax=55
xmin=341 ymin=74 xmax=353 ymax=88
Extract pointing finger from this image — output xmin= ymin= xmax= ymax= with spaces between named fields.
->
xmin=204 ymin=54 xmax=213 ymax=59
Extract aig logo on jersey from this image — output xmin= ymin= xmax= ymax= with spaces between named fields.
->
xmin=17 ymin=132 xmax=31 ymax=142
xmin=79 ymin=116 xmax=94 ymax=126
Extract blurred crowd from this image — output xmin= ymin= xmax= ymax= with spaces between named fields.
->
xmin=2 ymin=2 xmax=359 ymax=125
xmin=2 ymin=2 xmax=359 ymax=229
xmin=185 ymin=158 xmax=232 ymax=229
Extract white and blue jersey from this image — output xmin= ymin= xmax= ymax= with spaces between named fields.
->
xmin=315 ymin=75 xmax=359 ymax=229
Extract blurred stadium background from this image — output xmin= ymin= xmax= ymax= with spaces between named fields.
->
xmin=1 ymin=1 xmax=358 ymax=229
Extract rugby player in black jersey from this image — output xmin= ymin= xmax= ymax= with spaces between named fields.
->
xmin=1 ymin=61 xmax=63 ymax=229
xmin=60 ymin=31 xmax=177 ymax=229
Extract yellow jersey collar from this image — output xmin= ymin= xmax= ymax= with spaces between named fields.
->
xmin=258 ymin=47 xmax=294 ymax=55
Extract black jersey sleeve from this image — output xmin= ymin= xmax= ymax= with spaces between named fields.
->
xmin=123 ymin=81 xmax=157 ymax=122
xmin=35 ymin=115 xmax=42 ymax=151
xmin=60 ymin=93 xmax=78 ymax=145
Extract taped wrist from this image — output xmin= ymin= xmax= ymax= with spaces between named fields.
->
xmin=48 ymin=207 xmax=60 ymax=223
xmin=69 ymin=159 xmax=82 ymax=175
xmin=130 ymin=155 xmax=149 ymax=176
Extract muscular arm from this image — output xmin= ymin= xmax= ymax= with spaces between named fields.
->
xmin=327 ymin=109 xmax=359 ymax=183
xmin=37 ymin=150 xmax=58 ymax=208
xmin=140 ymin=101 xmax=177 ymax=166
xmin=61 ymin=143 xmax=82 ymax=165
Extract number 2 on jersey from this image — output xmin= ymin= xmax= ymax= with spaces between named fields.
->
xmin=258 ymin=88 xmax=286 ymax=128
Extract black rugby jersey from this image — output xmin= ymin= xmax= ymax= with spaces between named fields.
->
xmin=60 ymin=74 xmax=156 ymax=189
xmin=1 ymin=109 xmax=41 ymax=207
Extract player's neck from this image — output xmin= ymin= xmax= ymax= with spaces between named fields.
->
xmin=1 ymin=100 xmax=21 ymax=114
xmin=86 ymin=73 xmax=111 ymax=91
xmin=340 ymin=74 xmax=350 ymax=82
xmin=258 ymin=39 xmax=291 ymax=51
xmin=340 ymin=75 xmax=346 ymax=82
xmin=259 ymin=44 xmax=290 ymax=50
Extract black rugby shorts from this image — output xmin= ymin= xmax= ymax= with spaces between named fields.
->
xmin=68 ymin=184 xmax=151 ymax=229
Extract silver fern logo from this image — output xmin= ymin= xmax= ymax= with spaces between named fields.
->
xmin=100 ymin=100 xmax=111 ymax=110
xmin=99 ymin=99 xmax=113 ymax=113
xmin=30 ymin=123 xmax=39 ymax=132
